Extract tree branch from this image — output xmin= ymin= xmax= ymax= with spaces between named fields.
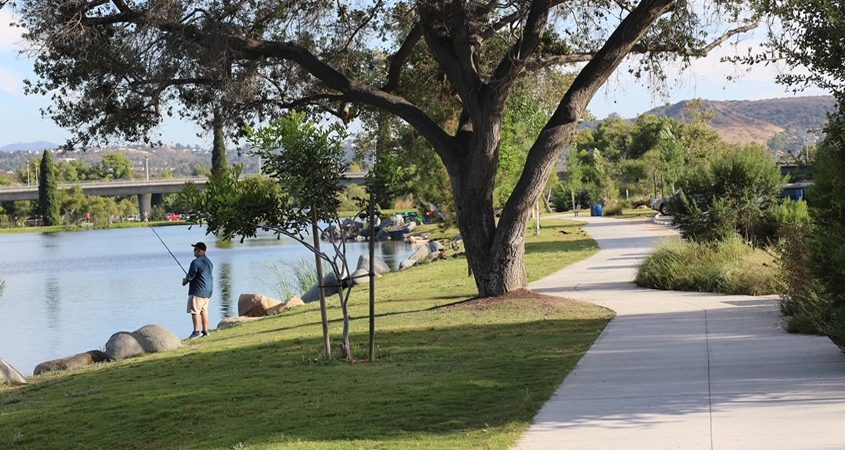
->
xmin=489 ymin=0 xmax=552 ymax=103
xmin=526 ymin=52 xmax=595 ymax=69
xmin=418 ymin=2 xmax=485 ymax=123
xmin=382 ymin=23 xmax=423 ymax=93
xmin=76 ymin=8 xmax=456 ymax=158
xmin=631 ymin=21 xmax=760 ymax=57
xmin=523 ymin=20 xmax=758 ymax=70
xmin=498 ymin=0 xmax=678 ymax=243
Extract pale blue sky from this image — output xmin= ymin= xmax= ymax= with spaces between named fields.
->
xmin=0 ymin=10 xmax=829 ymax=148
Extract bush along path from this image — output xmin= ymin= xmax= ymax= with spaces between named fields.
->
xmin=0 ymin=219 xmax=609 ymax=450
xmin=519 ymin=215 xmax=845 ymax=449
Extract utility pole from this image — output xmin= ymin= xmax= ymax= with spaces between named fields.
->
xmin=145 ymin=155 xmax=150 ymax=181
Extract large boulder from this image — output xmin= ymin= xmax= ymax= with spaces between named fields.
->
xmin=429 ymin=240 xmax=444 ymax=253
xmin=0 ymin=357 xmax=26 ymax=385
xmin=238 ymin=293 xmax=283 ymax=317
xmin=217 ymin=316 xmax=262 ymax=330
xmin=301 ymin=269 xmax=348 ymax=303
xmin=408 ymin=244 xmax=431 ymax=263
xmin=133 ymin=325 xmax=181 ymax=353
xmin=33 ymin=350 xmax=110 ymax=376
xmin=347 ymin=268 xmax=383 ymax=286
xmin=356 ymin=255 xmax=391 ymax=275
xmin=266 ymin=296 xmax=305 ymax=315
xmin=398 ymin=259 xmax=416 ymax=270
xmin=105 ymin=331 xmax=145 ymax=360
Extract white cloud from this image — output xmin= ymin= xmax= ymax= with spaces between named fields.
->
xmin=0 ymin=10 xmax=24 ymax=52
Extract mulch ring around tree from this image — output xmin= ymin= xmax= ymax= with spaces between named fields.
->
xmin=437 ymin=288 xmax=582 ymax=314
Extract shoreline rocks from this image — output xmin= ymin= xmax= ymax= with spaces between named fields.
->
xmin=0 ymin=357 xmax=27 ymax=385
xmin=105 ymin=324 xmax=181 ymax=361
xmin=33 ymin=350 xmax=110 ymax=376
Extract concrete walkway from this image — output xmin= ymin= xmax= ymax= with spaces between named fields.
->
xmin=516 ymin=215 xmax=845 ymax=450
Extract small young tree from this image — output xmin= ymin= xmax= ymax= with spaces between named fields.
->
xmin=183 ymin=112 xmax=358 ymax=360
xmin=38 ymin=150 xmax=61 ymax=226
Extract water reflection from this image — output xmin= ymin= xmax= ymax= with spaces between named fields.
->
xmin=217 ymin=262 xmax=234 ymax=318
xmin=45 ymin=276 xmax=61 ymax=329
xmin=379 ymin=240 xmax=400 ymax=265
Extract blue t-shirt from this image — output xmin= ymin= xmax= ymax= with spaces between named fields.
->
xmin=186 ymin=255 xmax=213 ymax=298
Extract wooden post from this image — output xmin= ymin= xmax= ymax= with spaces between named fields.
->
xmin=311 ymin=207 xmax=331 ymax=360
xmin=368 ymin=191 xmax=376 ymax=361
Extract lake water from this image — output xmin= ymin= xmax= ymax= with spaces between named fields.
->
xmin=0 ymin=225 xmax=413 ymax=375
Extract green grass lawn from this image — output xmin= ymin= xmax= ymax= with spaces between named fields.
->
xmin=609 ymin=208 xmax=656 ymax=220
xmin=0 ymin=219 xmax=609 ymax=450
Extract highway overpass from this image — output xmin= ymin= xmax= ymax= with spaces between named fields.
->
xmin=0 ymin=172 xmax=366 ymax=217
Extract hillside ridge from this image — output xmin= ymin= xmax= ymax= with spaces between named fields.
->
xmin=641 ymin=96 xmax=836 ymax=145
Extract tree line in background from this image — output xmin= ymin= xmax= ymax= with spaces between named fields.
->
xmin=0 ymin=150 xmax=188 ymax=228
xmin=0 ymin=151 xmax=135 ymax=186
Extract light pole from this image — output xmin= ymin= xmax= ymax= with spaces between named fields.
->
xmin=144 ymin=155 xmax=150 ymax=181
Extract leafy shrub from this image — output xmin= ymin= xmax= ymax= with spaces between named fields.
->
xmin=669 ymin=146 xmax=784 ymax=243
xmin=775 ymin=224 xmax=834 ymax=335
xmin=550 ymin=185 xmax=572 ymax=212
xmin=795 ymin=102 xmax=845 ymax=347
xmin=762 ymin=198 xmax=811 ymax=239
xmin=603 ymin=203 xmax=624 ymax=216
xmin=636 ymin=234 xmax=777 ymax=295
xmin=626 ymin=195 xmax=652 ymax=208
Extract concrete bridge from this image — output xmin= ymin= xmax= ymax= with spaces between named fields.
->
xmin=0 ymin=172 xmax=365 ymax=218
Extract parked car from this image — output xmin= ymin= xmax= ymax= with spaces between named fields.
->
xmin=781 ymin=181 xmax=813 ymax=202
xmin=650 ymin=193 xmax=677 ymax=215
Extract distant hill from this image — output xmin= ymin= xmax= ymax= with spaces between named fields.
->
xmin=642 ymin=96 xmax=837 ymax=145
xmin=0 ymin=141 xmax=59 ymax=152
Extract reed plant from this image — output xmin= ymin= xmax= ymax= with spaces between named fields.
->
xmin=265 ymin=257 xmax=319 ymax=299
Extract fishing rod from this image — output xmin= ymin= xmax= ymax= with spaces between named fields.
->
xmin=150 ymin=225 xmax=188 ymax=275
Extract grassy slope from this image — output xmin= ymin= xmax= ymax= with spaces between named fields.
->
xmin=1 ymin=219 xmax=607 ymax=450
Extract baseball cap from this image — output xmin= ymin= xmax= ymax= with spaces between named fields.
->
xmin=191 ymin=242 xmax=207 ymax=251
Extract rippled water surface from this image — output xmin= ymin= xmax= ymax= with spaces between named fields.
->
xmin=0 ymin=225 xmax=411 ymax=375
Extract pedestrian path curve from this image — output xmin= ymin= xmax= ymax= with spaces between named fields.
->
xmin=516 ymin=215 xmax=845 ymax=450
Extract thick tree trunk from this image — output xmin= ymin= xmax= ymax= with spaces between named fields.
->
xmin=454 ymin=188 xmax=528 ymax=297
xmin=449 ymin=125 xmax=531 ymax=298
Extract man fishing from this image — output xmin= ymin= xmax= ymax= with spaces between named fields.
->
xmin=181 ymin=242 xmax=213 ymax=339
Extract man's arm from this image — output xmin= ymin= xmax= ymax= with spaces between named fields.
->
xmin=182 ymin=260 xmax=198 ymax=285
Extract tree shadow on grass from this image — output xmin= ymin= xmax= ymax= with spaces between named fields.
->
xmin=0 ymin=315 xmax=609 ymax=449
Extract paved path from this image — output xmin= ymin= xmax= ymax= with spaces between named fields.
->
xmin=516 ymin=215 xmax=845 ymax=450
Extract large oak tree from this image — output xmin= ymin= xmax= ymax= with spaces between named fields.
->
xmin=19 ymin=0 xmax=757 ymax=297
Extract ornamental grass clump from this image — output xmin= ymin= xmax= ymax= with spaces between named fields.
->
xmin=636 ymin=234 xmax=777 ymax=295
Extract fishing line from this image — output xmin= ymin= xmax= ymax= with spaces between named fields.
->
xmin=150 ymin=225 xmax=188 ymax=275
